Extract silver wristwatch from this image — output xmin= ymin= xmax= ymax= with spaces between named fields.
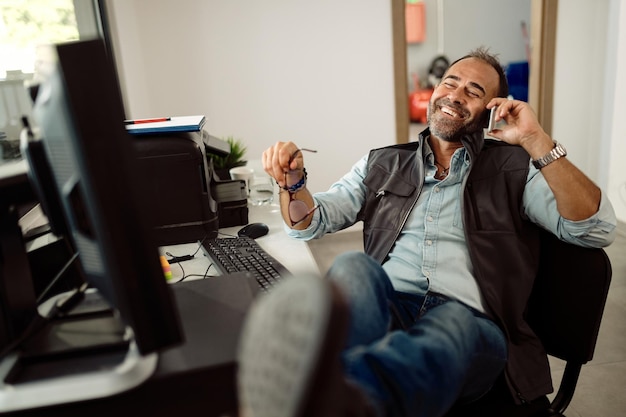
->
xmin=532 ymin=141 xmax=567 ymax=169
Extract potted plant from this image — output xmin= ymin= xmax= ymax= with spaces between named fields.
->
xmin=209 ymin=136 xmax=247 ymax=180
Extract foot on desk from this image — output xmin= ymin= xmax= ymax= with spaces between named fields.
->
xmin=236 ymin=276 xmax=376 ymax=417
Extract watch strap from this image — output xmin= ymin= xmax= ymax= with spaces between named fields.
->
xmin=532 ymin=141 xmax=567 ymax=169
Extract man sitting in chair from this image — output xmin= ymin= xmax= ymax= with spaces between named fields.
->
xmin=236 ymin=48 xmax=617 ymax=417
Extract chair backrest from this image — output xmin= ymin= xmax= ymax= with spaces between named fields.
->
xmin=444 ymin=232 xmax=612 ymax=417
xmin=526 ymin=229 xmax=612 ymax=363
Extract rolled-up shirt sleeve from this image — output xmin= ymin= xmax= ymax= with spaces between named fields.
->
xmin=285 ymin=155 xmax=369 ymax=240
xmin=523 ymin=163 xmax=617 ymax=248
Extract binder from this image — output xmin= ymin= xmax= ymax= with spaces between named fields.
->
xmin=125 ymin=115 xmax=206 ymax=135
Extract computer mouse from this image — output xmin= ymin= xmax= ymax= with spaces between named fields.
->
xmin=238 ymin=222 xmax=269 ymax=239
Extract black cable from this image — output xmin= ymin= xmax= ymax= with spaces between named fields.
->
xmin=0 ymin=282 xmax=89 ymax=361
xmin=182 ymin=264 xmax=216 ymax=281
xmin=180 ymin=274 xmax=213 ymax=281
xmin=194 ymin=235 xmax=208 ymax=254
xmin=175 ymin=262 xmax=217 ymax=283
xmin=204 ymin=263 xmax=213 ymax=278
xmin=1 ymin=252 xmax=87 ymax=362
xmin=36 ymin=252 xmax=80 ymax=304
xmin=165 ymin=254 xmax=194 ymax=264
xmin=174 ymin=262 xmax=186 ymax=283
xmin=165 ymin=235 xmax=208 ymax=264
xmin=0 ymin=316 xmax=47 ymax=361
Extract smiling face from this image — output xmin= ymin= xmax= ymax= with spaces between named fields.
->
xmin=427 ymin=57 xmax=501 ymax=143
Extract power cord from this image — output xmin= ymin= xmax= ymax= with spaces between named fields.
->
xmin=0 ymin=282 xmax=89 ymax=361
xmin=36 ymin=252 xmax=80 ymax=304
xmin=164 ymin=235 xmax=208 ymax=264
xmin=166 ymin=254 xmax=195 ymax=264
xmin=174 ymin=262 xmax=217 ymax=283
xmin=164 ymin=236 xmax=219 ymax=283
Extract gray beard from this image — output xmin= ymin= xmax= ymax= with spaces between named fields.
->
xmin=428 ymin=115 xmax=465 ymax=142
xmin=427 ymin=103 xmax=486 ymax=142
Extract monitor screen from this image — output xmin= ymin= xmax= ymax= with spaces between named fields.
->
xmin=31 ymin=38 xmax=183 ymax=354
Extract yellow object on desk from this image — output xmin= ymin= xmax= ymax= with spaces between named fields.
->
xmin=160 ymin=255 xmax=173 ymax=281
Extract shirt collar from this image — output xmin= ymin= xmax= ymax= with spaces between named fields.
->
xmin=421 ymin=136 xmax=469 ymax=184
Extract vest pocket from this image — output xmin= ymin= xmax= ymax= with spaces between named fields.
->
xmin=363 ymin=164 xmax=415 ymax=227
xmin=364 ymin=164 xmax=415 ymax=198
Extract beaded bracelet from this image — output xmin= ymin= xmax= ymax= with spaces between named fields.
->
xmin=282 ymin=168 xmax=308 ymax=193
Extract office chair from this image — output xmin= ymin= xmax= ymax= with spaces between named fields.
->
xmin=445 ymin=229 xmax=613 ymax=417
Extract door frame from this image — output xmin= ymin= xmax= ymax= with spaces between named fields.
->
xmin=392 ymin=0 xmax=558 ymax=143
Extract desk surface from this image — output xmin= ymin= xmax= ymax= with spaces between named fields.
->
xmin=161 ymin=202 xmax=321 ymax=282
xmin=1 ymin=202 xmax=319 ymax=416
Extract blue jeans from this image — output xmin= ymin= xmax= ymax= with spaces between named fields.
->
xmin=326 ymin=252 xmax=507 ymax=417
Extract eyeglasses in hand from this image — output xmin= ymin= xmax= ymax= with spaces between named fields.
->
xmin=284 ymin=148 xmax=318 ymax=226
xmin=287 ymin=190 xmax=319 ymax=226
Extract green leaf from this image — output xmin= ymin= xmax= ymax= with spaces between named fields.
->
xmin=209 ymin=136 xmax=247 ymax=170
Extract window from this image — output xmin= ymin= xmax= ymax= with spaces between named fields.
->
xmin=0 ymin=0 xmax=101 ymax=159
xmin=0 ymin=0 xmax=85 ymax=77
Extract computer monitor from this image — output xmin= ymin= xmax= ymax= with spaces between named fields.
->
xmin=31 ymin=38 xmax=183 ymax=355
xmin=19 ymin=118 xmax=71 ymax=240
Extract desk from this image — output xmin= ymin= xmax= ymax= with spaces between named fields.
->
xmin=161 ymin=202 xmax=321 ymax=282
xmin=1 ymin=203 xmax=320 ymax=417
xmin=225 ymin=202 xmax=321 ymax=277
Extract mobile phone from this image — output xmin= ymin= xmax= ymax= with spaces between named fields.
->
xmin=487 ymin=106 xmax=505 ymax=133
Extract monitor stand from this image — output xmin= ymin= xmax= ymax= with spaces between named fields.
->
xmin=0 ymin=290 xmax=158 ymax=413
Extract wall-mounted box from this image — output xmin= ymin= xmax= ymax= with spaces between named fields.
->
xmin=406 ymin=2 xmax=426 ymax=44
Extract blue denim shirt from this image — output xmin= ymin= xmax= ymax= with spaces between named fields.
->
xmin=287 ymin=141 xmax=617 ymax=313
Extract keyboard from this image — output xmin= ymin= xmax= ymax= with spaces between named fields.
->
xmin=201 ymin=236 xmax=291 ymax=291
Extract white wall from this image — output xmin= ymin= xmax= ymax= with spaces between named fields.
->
xmin=552 ymin=1 xmax=608 ymax=185
xmin=105 ymin=0 xmax=626 ymax=223
xmin=552 ymin=0 xmax=626 ymax=224
xmin=604 ymin=0 xmax=626 ymax=223
xmin=104 ymin=0 xmax=396 ymax=193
